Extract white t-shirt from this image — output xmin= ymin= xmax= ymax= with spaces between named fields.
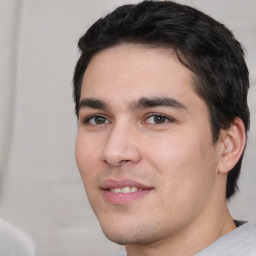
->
xmin=109 ymin=221 xmax=256 ymax=256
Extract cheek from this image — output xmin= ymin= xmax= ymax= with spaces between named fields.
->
xmin=75 ymin=134 xmax=100 ymax=180
xmin=145 ymin=133 xmax=200 ymax=173
xmin=75 ymin=135 xmax=103 ymax=207
xmin=145 ymin=132 xmax=216 ymax=197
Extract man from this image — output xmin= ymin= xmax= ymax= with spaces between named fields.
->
xmin=73 ymin=1 xmax=256 ymax=255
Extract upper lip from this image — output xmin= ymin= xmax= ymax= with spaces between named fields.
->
xmin=100 ymin=179 xmax=153 ymax=190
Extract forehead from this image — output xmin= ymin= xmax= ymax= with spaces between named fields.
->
xmin=81 ymin=44 xmax=200 ymax=109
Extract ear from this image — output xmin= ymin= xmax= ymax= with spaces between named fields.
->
xmin=218 ymin=117 xmax=246 ymax=174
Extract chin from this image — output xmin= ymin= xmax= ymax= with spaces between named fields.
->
xmin=100 ymin=220 xmax=161 ymax=246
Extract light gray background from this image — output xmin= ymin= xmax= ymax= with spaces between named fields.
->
xmin=0 ymin=0 xmax=255 ymax=256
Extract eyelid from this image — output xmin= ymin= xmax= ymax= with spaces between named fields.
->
xmin=81 ymin=114 xmax=111 ymax=125
xmin=143 ymin=113 xmax=175 ymax=124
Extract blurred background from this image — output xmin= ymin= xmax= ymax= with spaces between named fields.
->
xmin=0 ymin=0 xmax=255 ymax=255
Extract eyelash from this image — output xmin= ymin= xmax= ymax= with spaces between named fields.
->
xmin=82 ymin=113 xmax=174 ymax=126
xmin=82 ymin=115 xmax=110 ymax=125
xmin=143 ymin=114 xmax=174 ymax=125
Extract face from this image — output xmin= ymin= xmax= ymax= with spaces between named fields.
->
xmin=75 ymin=44 xmax=223 ymax=246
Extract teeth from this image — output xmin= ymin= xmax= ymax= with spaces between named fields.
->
xmin=131 ymin=187 xmax=138 ymax=192
xmin=122 ymin=186 xmax=131 ymax=193
xmin=111 ymin=188 xmax=122 ymax=193
xmin=109 ymin=186 xmax=139 ymax=193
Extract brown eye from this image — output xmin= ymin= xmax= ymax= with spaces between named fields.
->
xmin=146 ymin=114 xmax=171 ymax=124
xmin=153 ymin=115 xmax=167 ymax=124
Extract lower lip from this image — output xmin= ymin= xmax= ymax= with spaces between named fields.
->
xmin=102 ymin=189 xmax=152 ymax=204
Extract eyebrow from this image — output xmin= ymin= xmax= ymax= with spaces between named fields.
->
xmin=78 ymin=98 xmax=109 ymax=111
xmin=78 ymin=96 xmax=187 ymax=112
xmin=130 ymin=97 xmax=187 ymax=111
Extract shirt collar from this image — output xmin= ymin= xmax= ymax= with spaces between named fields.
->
xmin=195 ymin=221 xmax=256 ymax=256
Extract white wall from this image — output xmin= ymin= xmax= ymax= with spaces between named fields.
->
xmin=0 ymin=1 xmax=255 ymax=255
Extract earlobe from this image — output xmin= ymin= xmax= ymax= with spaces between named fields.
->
xmin=218 ymin=117 xmax=246 ymax=174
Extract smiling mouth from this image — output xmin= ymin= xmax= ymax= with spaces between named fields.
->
xmin=109 ymin=186 xmax=144 ymax=193
xmin=101 ymin=180 xmax=153 ymax=204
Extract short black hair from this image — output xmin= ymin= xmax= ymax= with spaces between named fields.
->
xmin=73 ymin=0 xmax=250 ymax=199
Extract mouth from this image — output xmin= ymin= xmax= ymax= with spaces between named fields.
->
xmin=100 ymin=179 xmax=153 ymax=204
xmin=109 ymin=186 xmax=143 ymax=193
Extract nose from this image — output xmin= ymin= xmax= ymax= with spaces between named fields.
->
xmin=101 ymin=122 xmax=142 ymax=167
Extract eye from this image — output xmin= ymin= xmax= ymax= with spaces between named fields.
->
xmin=145 ymin=114 xmax=173 ymax=124
xmin=83 ymin=115 xmax=110 ymax=125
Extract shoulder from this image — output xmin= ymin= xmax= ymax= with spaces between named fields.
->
xmin=196 ymin=221 xmax=256 ymax=256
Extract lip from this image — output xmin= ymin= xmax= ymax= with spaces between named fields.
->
xmin=101 ymin=179 xmax=153 ymax=190
xmin=100 ymin=179 xmax=154 ymax=205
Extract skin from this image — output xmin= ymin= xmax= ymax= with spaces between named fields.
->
xmin=75 ymin=44 xmax=242 ymax=256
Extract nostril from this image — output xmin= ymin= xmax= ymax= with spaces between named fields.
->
xmin=118 ymin=159 xmax=133 ymax=165
xmin=104 ymin=159 xmax=131 ymax=167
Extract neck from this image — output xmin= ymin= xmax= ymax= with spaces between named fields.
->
xmin=125 ymin=204 xmax=236 ymax=256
